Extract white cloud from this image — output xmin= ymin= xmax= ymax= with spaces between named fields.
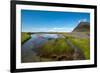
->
xmin=23 ymin=27 xmax=74 ymax=32
xmin=53 ymin=28 xmax=65 ymax=30
xmin=78 ymin=18 xmax=87 ymax=23
xmin=47 ymin=27 xmax=73 ymax=32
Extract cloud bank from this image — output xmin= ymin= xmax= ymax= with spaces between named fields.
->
xmin=22 ymin=27 xmax=74 ymax=32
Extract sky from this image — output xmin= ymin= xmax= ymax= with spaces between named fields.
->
xmin=21 ymin=9 xmax=90 ymax=32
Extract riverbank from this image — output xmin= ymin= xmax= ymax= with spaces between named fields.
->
xmin=21 ymin=32 xmax=31 ymax=44
xmin=21 ymin=33 xmax=90 ymax=62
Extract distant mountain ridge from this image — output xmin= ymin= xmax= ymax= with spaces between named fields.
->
xmin=73 ymin=22 xmax=90 ymax=32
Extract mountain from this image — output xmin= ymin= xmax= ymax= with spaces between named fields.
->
xmin=73 ymin=22 xmax=90 ymax=32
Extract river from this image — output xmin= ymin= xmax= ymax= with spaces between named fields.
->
xmin=21 ymin=34 xmax=85 ymax=63
xmin=21 ymin=34 xmax=61 ymax=63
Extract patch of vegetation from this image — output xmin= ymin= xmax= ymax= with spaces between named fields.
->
xmin=21 ymin=32 xmax=31 ymax=44
xmin=67 ymin=37 xmax=90 ymax=59
xmin=54 ymin=38 xmax=73 ymax=54
xmin=38 ymin=38 xmax=74 ymax=60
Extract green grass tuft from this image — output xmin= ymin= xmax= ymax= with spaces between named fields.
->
xmin=21 ymin=32 xmax=31 ymax=44
xmin=39 ymin=38 xmax=73 ymax=57
xmin=67 ymin=37 xmax=90 ymax=59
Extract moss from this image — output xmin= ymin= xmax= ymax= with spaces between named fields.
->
xmin=21 ymin=32 xmax=31 ymax=44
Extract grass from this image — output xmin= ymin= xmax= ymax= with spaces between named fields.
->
xmin=21 ymin=32 xmax=90 ymax=62
xmin=21 ymin=32 xmax=31 ymax=44
xmin=38 ymin=38 xmax=73 ymax=58
xmin=38 ymin=33 xmax=90 ymax=60
xmin=54 ymin=38 xmax=73 ymax=54
xmin=67 ymin=36 xmax=90 ymax=59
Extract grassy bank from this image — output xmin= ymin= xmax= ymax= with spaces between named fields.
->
xmin=38 ymin=38 xmax=74 ymax=60
xmin=67 ymin=36 xmax=90 ymax=59
xmin=21 ymin=32 xmax=31 ymax=44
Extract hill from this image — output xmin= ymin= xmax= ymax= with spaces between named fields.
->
xmin=73 ymin=22 xmax=90 ymax=32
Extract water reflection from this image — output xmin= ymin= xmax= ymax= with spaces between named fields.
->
xmin=31 ymin=34 xmax=59 ymax=39
xmin=22 ymin=34 xmax=61 ymax=62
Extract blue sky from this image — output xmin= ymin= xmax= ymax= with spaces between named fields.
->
xmin=21 ymin=9 xmax=90 ymax=32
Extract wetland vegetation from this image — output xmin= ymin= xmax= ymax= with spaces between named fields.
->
xmin=21 ymin=32 xmax=90 ymax=62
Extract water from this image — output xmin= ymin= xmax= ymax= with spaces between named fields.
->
xmin=31 ymin=34 xmax=59 ymax=39
xmin=21 ymin=34 xmax=85 ymax=62
xmin=21 ymin=34 xmax=61 ymax=62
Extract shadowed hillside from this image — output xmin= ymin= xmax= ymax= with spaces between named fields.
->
xmin=73 ymin=22 xmax=90 ymax=32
